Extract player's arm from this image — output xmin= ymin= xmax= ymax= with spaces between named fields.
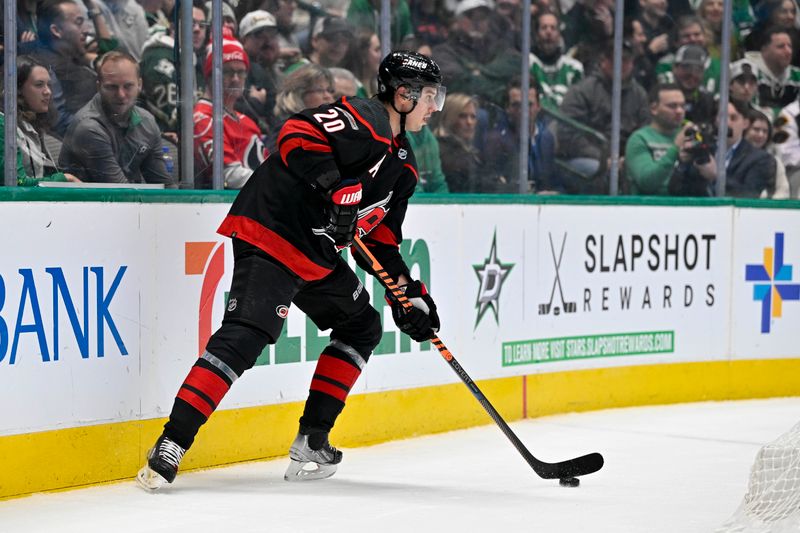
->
xmin=276 ymin=113 xmax=343 ymax=193
xmin=359 ymin=163 xmax=440 ymax=341
xmin=278 ymin=111 xmax=362 ymax=246
xmin=355 ymin=163 xmax=417 ymax=280
xmin=278 ymin=103 xmax=390 ymax=246
xmin=277 ymin=102 xmax=390 ymax=192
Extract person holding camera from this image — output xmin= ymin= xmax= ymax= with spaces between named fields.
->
xmin=668 ymin=99 xmax=776 ymax=197
xmin=625 ymin=83 xmax=689 ymax=195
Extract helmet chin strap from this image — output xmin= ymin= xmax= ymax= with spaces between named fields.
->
xmin=391 ymin=97 xmax=417 ymax=139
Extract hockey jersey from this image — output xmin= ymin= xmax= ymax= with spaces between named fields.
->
xmin=193 ymin=98 xmax=268 ymax=189
xmin=217 ymin=96 xmax=419 ymax=282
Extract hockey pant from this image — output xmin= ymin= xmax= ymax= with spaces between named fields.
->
xmin=163 ymin=240 xmax=382 ymax=450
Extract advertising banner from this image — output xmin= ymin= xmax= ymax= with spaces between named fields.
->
xmin=731 ymin=209 xmax=800 ymax=359
xmin=0 ymin=203 xmax=146 ymax=434
xmin=0 ymin=200 xmax=791 ymax=436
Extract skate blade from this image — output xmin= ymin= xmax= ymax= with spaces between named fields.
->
xmin=136 ymin=465 xmax=168 ymax=491
xmin=284 ymin=459 xmax=337 ymax=482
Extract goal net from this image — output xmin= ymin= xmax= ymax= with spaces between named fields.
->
xmin=717 ymin=421 xmax=800 ymax=533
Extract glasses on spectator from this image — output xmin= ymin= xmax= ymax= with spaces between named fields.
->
xmin=305 ymin=87 xmax=335 ymax=95
xmin=223 ymin=68 xmax=248 ymax=79
xmin=192 ymin=20 xmax=209 ymax=29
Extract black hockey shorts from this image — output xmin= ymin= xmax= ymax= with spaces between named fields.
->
xmin=205 ymin=239 xmax=382 ymax=373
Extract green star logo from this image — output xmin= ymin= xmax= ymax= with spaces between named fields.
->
xmin=473 ymin=231 xmax=514 ymax=328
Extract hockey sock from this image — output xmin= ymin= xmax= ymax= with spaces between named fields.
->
xmin=163 ymin=353 xmax=237 ymax=449
xmin=300 ymin=342 xmax=365 ymax=431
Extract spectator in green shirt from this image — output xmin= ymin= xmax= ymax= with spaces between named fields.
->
xmin=407 ymin=125 xmax=448 ymax=193
xmin=625 ymin=83 xmax=690 ymax=195
xmin=347 ymin=0 xmax=413 ymax=48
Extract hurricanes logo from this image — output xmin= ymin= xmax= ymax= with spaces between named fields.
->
xmin=473 ymin=230 xmax=514 ymax=328
xmin=745 ymin=232 xmax=800 ymax=333
xmin=276 ymin=305 xmax=289 ymax=318
xmin=539 ymin=233 xmax=577 ymax=316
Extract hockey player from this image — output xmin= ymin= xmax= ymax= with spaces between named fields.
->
xmin=137 ymin=51 xmax=446 ymax=489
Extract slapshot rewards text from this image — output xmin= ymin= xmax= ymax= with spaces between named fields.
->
xmin=502 ymin=331 xmax=675 ymax=366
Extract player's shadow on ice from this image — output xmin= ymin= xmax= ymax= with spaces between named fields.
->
xmin=169 ymin=471 xmax=559 ymax=506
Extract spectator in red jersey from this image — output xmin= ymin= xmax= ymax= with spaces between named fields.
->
xmin=193 ymin=30 xmax=268 ymax=189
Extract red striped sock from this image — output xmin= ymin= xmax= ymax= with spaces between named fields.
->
xmin=309 ymin=352 xmax=362 ymax=403
xmin=176 ymin=364 xmax=231 ymax=419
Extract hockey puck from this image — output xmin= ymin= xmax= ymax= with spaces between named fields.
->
xmin=559 ymin=477 xmax=580 ymax=487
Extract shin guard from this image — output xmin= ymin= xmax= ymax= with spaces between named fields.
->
xmin=164 ymin=351 xmax=238 ymax=449
xmin=301 ymin=340 xmax=367 ymax=431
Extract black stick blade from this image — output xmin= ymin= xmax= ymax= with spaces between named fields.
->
xmin=531 ymin=452 xmax=604 ymax=479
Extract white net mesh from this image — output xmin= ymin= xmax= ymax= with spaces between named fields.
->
xmin=717 ymin=421 xmax=800 ymax=533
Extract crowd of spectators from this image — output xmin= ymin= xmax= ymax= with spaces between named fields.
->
xmin=2 ymin=0 xmax=800 ymax=198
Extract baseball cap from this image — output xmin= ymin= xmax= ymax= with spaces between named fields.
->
xmin=730 ymin=60 xmax=758 ymax=81
xmin=239 ymin=10 xmax=276 ymax=37
xmin=312 ymin=16 xmax=354 ymax=39
xmin=674 ymin=44 xmax=708 ymax=67
xmin=455 ymin=0 xmax=495 ymax=17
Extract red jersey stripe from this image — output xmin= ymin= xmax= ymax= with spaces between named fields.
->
xmin=278 ymin=119 xmax=328 ymax=145
xmin=404 ymin=164 xmax=419 ymax=181
xmin=341 ymin=97 xmax=392 ymax=146
xmin=367 ymin=224 xmax=399 ymax=247
xmin=218 ymin=215 xmax=334 ymax=281
xmin=279 ymin=137 xmax=333 ymax=166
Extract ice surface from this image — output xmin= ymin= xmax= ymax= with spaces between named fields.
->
xmin=2 ymin=398 xmax=798 ymax=533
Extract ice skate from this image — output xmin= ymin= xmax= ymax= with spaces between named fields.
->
xmin=284 ymin=429 xmax=343 ymax=482
xmin=136 ymin=435 xmax=186 ymax=491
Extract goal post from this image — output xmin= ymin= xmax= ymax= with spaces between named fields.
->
xmin=717 ymin=421 xmax=800 ymax=533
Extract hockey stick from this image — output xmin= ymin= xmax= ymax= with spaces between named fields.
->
xmin=351 ymin=236 xmax=604 ymax=481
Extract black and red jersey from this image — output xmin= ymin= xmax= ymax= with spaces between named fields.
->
xmin=218 ymin=96 xmax=419 ymax=281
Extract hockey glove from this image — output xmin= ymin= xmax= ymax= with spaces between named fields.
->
xmin=385 ymin=281 xmax=440 ymax=342
xmin=324 ymin=179 xmax=362 ymax=247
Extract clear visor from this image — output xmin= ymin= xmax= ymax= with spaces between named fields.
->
xmin=417 ymin=85 xmax=447 ymax=112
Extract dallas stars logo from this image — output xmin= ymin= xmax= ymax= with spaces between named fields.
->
xmin=473 ymin=231 xmax=514 ymax=328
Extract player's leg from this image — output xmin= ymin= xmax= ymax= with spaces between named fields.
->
xmin=137 ymin=240 xmax=300 ymax=490
xmin=284 ymin=257 xmax=382 ymax=481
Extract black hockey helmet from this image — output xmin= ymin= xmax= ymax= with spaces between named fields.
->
xmin=377 ymin=51 xmax=445 ymax=111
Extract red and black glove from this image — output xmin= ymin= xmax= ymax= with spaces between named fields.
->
xmin=385 ymin=281 xmax=440 ymax=342
xmin=324 ymin=179 xmax=362 ymax=247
